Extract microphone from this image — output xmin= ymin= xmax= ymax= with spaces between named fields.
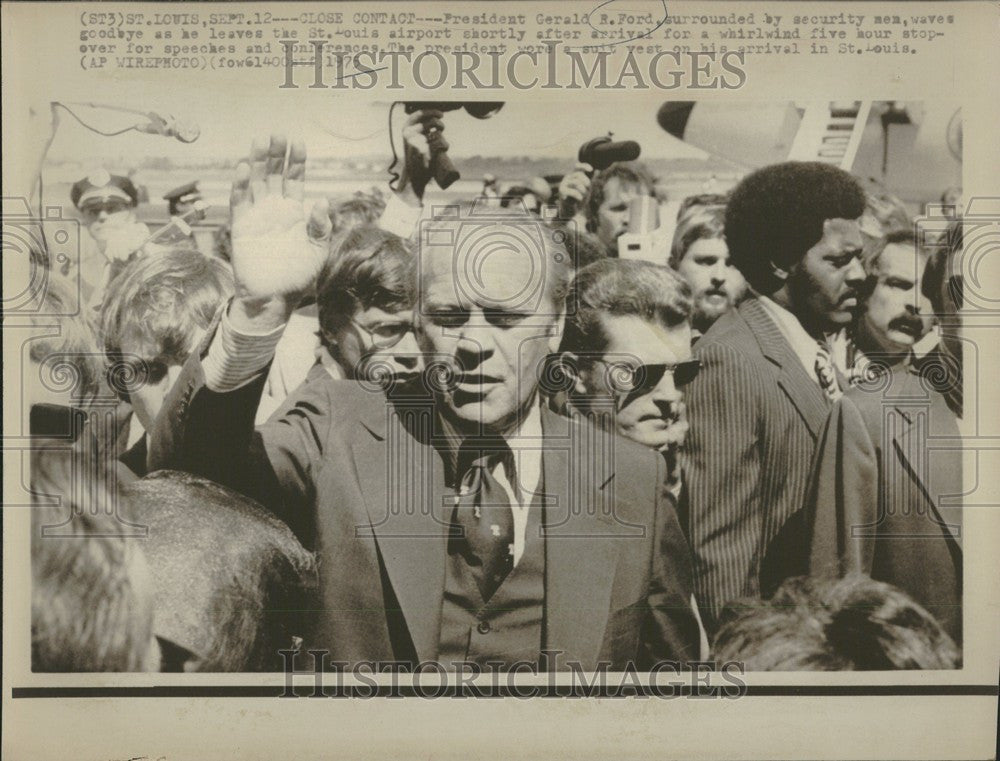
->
xmin=578 ymin=136 xmax=641 ymax=173
xmin=135 ymin=112 xmax=201 ymax=143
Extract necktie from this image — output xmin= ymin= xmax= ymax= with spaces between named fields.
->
xmin=815 ymin=341 xmax=843 ymax=402
xmin=452 ymin=440 xmax=517 ymax=602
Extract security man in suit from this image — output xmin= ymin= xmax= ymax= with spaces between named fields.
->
xmin=148 ymin=134 xmax=699 ymax=671
xmin=680 ymin=161 xmax=868 ymax=633
xmin=803 ymin=226 xmax=963 ymax=644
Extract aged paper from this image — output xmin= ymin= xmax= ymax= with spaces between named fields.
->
xmin=3 ymin=1 xmax=998 ymax=758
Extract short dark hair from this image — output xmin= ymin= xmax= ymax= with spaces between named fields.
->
xmin=560 ymin=258 xmax=692 ymax=356
xmin=712 ymin=574 xmax=960 ymax=670
xmin=99 ymin=247 xmax=233 ymax=366
xmin=31 ymin=450 xmax=156 ymax=672
xmin=670 ymin=203 xmax=726 ymax=269
xmin=125 ymin=471 xmax=317 ymax=672
xmin=584 ymin=162 xmax=657 ymax=233
xmin=725 ymin=162 xmax=866 ymax=293
xmin=922 ymin=220 xmax=963 ymax=314
xmin=316 ymin=225 xmax=416 ymax=350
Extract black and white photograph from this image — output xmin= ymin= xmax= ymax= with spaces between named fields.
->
xmin=3 ymin=2 xmax=998 ymax=759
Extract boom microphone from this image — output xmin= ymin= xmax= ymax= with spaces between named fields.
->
xmin=578 ymin=136 xmax=641 ymax=173
xmin=135 ymin=112 xmax=201 ymax=143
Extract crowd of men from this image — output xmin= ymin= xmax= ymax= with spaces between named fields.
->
xmin=28 ymin=109 xmax=964 ymax=673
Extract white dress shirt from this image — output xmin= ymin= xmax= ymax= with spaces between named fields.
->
xmin=757 ymin=295 xmax=833 ymax=387
xmin=487 ymin=402 xmax=543 ymax=568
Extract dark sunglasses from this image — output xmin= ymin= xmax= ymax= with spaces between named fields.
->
xmin=80 ymin=198 xmax=131 ymax=216
xmin=593 ymin=358 xmax=702 ymax=395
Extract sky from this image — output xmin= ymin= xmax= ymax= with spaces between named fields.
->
xmin=45 ymin=87 xmax=709 ymax=166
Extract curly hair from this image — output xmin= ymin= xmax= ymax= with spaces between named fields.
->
xmin=725 ymin=162 xmax=866 ymax=293
xmin=712 ymin=574 xmax=960 ymax=670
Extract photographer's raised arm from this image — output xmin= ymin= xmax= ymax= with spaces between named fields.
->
xmin=378 ymin=109 xmax=439 ymax=238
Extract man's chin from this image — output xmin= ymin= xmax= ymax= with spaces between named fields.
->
xmin=623 ymin=421 xmax=689 ymax=451
xmin=696 ymin=298 xmax=732 ymax=319
xmin=693 ymin=302 xmax=731 ymax=334
xmin=442 ymin=396 xmax=507 ymax=433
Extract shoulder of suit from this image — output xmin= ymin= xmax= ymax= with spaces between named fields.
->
xmin=563 ymin=409 xmax=661 ymax=481
xmin=281 ymin=371 xmax=388 ymax=427
xmin=694 ymin=304 xmax=764 ymax=359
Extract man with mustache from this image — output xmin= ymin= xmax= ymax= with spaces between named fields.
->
xmin=851 ymin=229 xmax=935 ymax=374
xmin=670 ymin=201 xmax=747 ymax=341
xmin=804 ymin=225 xmax=963 ymax=643
xmin=148 ymin=135 xmax=700 ymax=671
xmin=680 ymin=161 xmax=867 ymax=633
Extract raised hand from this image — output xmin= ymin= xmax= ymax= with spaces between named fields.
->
xmin=229 ymin=135 xmax=331 ymax=320
xmin=397 ymin=109 xmax=443 ymax=203
xmin=557 ymin=162 xmax=593 ymax=220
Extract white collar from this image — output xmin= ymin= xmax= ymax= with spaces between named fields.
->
xmin=503 ymin=397 xmax=543 ymax=450
xmin=757 ymin=295 xmax=825 ymax=379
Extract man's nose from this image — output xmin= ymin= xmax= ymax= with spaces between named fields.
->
xmin=913 ymin=289 xmax=934 ymax=316
xmin=845 ymin=257 xmax=866 ymax=286
xmin=711 ymin=261 xmax=728 ymax=284
xmin=454 ymin=314 xmax=493 ymax=357
xmin=393 ymin=332 xmax=423 ymax=369
xmin=650 ymin=371 xmax=682 ymax=404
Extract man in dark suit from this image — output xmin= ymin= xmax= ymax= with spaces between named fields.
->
xmin=148 ymin=135 xmax=699 ymax=671
xmin=803 ymin=226 xmax=963 ymax=643
xmin=680 ymin=162 xmax=868 ymax=633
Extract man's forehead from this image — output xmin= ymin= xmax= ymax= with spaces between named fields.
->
xmin=599 ymin=314 xmax=691 ymax=362
xmin=822 ymin=217 xmax=863 ymax=237
xmin=879 ymin=242 xmax=926 ymax=276
xmin=604 ymin=178 xmax=649 ymax=201
xmin=420 ymin=223 xmax=550 ymax=304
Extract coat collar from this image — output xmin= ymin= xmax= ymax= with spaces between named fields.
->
xmin=739 ymin=296 xmax=832 ymax=438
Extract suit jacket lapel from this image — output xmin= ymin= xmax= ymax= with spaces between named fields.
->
xmin=886 ymin=370 xmax=963 ymax=550
xmin=541 ymin=408 xmax=622 ymax=669
xmin=350 ymin=397 xmax=449 ymax=662
xmin=741 ymin=297 xmax=831 ymax=439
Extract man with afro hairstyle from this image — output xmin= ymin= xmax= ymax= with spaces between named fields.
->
xmin=680 ymin=161 xmax=867 ymax=634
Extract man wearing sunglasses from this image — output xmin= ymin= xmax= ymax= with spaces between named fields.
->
xmin=70 ymin=169 xmax=151 ymax=300
xmin=557 ymin=259 xmax=699 ymax=489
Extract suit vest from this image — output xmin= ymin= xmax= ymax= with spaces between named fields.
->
xmin=437 ymin=494 xmax=545 ymax=668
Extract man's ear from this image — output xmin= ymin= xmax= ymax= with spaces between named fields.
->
xmin=547 ymin=309 xmax=566 ymax=354
xmin=557 ymin=351 xmax=589 ymax=395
